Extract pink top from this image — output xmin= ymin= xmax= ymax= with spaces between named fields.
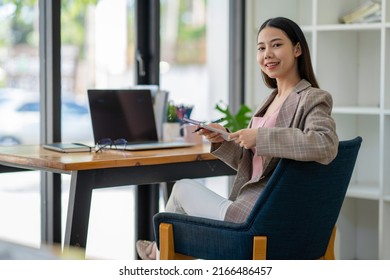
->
xmin=250 ymin=107 xmax=281 ymax=181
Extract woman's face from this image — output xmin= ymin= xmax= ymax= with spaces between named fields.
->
xmin=257 ymin=27 xmax=301 ymax=81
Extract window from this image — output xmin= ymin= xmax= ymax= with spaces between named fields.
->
xmin=0 ymin=2 xmax=40 ymax=145
xmin=0 ymin=0 xmax=41 ymax=247
xmin=61 ymin=0 xmax=137 ymax=144
xmin=160 ymin=0 xmax=229 ymax=121
xmin=60 ymin=0 xmax=138 ymax=259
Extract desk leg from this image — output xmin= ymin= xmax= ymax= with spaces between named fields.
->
xmin=64 ymin=170 xmax=94 ymax=251
xmin=40 ymin=172 xmax=62 ymax=244
xmin=136 ymin=184 xmax=159 ymax=242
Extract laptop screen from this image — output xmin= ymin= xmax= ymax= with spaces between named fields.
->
xmin=87 ymin=89 xmax=158 ymax=144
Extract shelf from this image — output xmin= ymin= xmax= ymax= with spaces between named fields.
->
xmin=316 ymin=23 xmax=382 ymax=31
xmin=346 ymin=184 xmax=381 ymax=200
xmin=317 ymin=30 xmax=381 ymax=107
xmin=333 ymin=107 xmax=380 ymax=115
xmin=300 ymin=26 xmax=314 ymax=33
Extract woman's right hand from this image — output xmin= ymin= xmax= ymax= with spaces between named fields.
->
xmin=197 ymin=123 xmax=226 ymax=143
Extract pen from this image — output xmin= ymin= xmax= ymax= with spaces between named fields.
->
xmin=210 ymin=118 xmax=224 ymax=124
xmin=192 ymin=118 xmax=225 ymax=133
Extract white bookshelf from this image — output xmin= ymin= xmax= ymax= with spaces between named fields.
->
xmin=245 ymin=0 xmax=390 ymax=259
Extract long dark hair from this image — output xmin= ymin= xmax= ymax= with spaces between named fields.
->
xmin=258 ymin=17 xmax=319 ymax=89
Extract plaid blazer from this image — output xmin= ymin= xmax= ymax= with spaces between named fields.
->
xmin=212 ymin=79 xmax=339 ymax=223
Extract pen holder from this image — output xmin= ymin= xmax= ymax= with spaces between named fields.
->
xmin=163 ymin=122 xmax=181 ymax=142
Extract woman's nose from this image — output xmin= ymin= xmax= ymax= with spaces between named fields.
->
xmin=264 ymin=49 xmax=272 ymax=59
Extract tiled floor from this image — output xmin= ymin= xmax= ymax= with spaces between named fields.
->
xmin=0 ymin=171 xmax=229 ymax=259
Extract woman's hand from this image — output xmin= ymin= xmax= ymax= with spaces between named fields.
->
xmin=228 ymin=128 xmax=257 ymax=149
xmin=197 ymin=123 xmax=226 ymax=143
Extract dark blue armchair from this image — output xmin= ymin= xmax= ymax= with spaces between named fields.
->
xmin=153 ymin=137 xmax=362 ymax=260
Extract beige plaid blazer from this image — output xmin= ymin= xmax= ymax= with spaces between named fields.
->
xmin=212 ymin=79 xmax=339 ymax=223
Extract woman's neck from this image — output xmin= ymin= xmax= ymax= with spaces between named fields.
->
xmin=276 ymin=74 xmax=301 ymax=97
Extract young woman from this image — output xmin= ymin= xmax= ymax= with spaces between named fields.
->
xmin=136 ymin=17 xmax=339 ymax=260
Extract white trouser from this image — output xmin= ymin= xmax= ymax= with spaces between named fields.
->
xmin=165 ymin=179 xmax=233 ymax=221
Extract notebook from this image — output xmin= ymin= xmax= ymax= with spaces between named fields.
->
xmin=87 ymin=89 xmax=195 ymax=151
xmin=43 ymin=143 xmax=92 ymax=153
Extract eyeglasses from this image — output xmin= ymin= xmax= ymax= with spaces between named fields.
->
xmin=95 ymin=138 xmax=128 ymax=152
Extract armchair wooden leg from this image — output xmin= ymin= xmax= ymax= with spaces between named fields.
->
xmin=322 ymin=226 xmax=336 ymax=260
xmin=253 ymin=236 xmax=267 ymax=260
xmin=159 ymin=223 xmax=194 ymax=260
xmin=159 ymin=223 xmax=176 ymax=260
xmin=253 ymin=227 xmax=336 ymax=260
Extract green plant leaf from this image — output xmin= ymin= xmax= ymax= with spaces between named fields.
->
xmin=215 ymin=102 xmax=252 ymax=132
xmin=167 ymin=101 xmax=178 ymax=122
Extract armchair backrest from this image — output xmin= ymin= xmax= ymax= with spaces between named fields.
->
xmin=247 ymin=136 xmax=362 ymax=259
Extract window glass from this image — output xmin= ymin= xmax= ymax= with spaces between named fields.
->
xmin=160 ymin=0 xmax=230 ymax=199
xmin=160 ymin=0 xmax=229 ymax=122
xmin=60 ymin=0 xmax=137 ymax=259
xmin=0 ymin=0 xmax=41 ymax=247
xmin=0 ymin=1 xmax=40 ymax=146
xmin=61 ymin=0 xmax=136 ymax=144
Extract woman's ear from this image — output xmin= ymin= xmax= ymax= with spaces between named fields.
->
xmin=294 ymin=42 xmax=302 ymax=57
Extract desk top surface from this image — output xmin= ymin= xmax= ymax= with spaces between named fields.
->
xmin=0 ymin=144 xmax=217 ymax=172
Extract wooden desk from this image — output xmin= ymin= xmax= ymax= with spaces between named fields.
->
xmin=0 ymin=144 xmax=235 ymax=255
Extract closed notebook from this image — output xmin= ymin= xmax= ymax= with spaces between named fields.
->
xmin=43 ymin=143 xmax=92 ymax=153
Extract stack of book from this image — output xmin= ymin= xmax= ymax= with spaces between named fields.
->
xmin=339 ymin=0 xmax=381 ymax=24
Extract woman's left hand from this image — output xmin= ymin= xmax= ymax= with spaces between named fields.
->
xmin=229 ymin=128 xmax=258 ymax=149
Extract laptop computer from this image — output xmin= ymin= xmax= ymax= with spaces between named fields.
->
xmin=87 ymin=89 xmax=196 ymax=151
